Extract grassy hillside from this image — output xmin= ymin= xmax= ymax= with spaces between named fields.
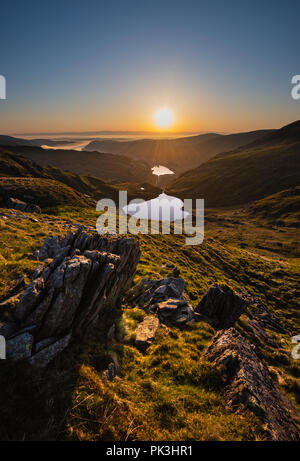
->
xmin=0 ymin=177 xmax=95 ymax=209
xmin=249 ymin=186 xmax=300 ymax=225
xmin=0 ymin=203 xmax=299 ymax=440
xmin=3 ymin=145 xmax=152 ymax=184
xmin=167 ymin=121 xmax=300 ymax=207
xmin=84 ymin=130 xmax=271 ymax=174
xmin=0 ymin=148 xmax=160 ymax=206
xmin=0 ymin=148 xmax=50 ymax=178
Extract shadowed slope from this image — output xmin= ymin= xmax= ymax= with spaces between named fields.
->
xmin=0 ymin=145 xmax=151 ymax=184
xmin=167 ymin=121 xmax=300 ymax=207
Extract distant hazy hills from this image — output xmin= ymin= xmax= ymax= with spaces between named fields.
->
xmin=0 ymin=135 xmax=35 ymax=147
xmin=167 ymin=121 xmax=300 ymax=207
xmin=0 ymin=130 xmax=273 ymax=186
xmin=84 ymin=129 xmax=273 ymax=173
xmin=0 ymin=135 xmax=76 ymax=148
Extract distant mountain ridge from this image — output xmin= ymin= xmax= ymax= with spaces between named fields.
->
xmin=167 ymin=121 xmax=300 ymax=207
xmin=84 ymin=129 xmax=273 ymax=173
xmin=0 ymin=129 xmax=274 ymax=182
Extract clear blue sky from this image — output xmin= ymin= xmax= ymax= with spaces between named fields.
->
xmin=0 ymin=0 xmax=299 ymax=133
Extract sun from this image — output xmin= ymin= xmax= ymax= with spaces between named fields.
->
xmin=154 ymin=108 xmax=173 ymax=129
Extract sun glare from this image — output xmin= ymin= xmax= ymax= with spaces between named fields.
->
xmin=154 ymin=108 xmax=173 ymax=129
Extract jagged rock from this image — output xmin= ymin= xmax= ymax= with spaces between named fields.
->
xmin=243 ymin=293 xmax=286 ymax=334
xmin=128 ymin=276 xmax=187 ymax=311
xmin=35 ymin=337 xmax=57 ymax=353
xmin=157 ymin=298 xmax=194 ymax=326
xmin=38 ymin=235 xmax=63 ymax=260
xmin=196 ymin=283 xmax=247 ymax=329
xmin=1 ymin=230 xmax=140 ymax=368
xmin=135 ymin=316 xmax=159 ymax=351
xmin=13 ymin=277 xmax=45 ymax=323
xmin=28 ymin=334 xmax=71 ymax=368
xmin=6 ymin=197 xmax=41 ymax=214
xmin=204 ymin=328 xmax=300 ymax=441
xmin=246 ymin=317 xmax=279 ymax=349
xmin=235 ymin=290 xmax=286 ymax=348
xmin=6 ymin=332 xmax=34 ymax=361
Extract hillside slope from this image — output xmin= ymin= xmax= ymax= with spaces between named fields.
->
xmin=248 ymin=186 xmax=300 ymax=225
xmin=0 ymin=177 xmax=95 ymax=209
xmin=0 ymin=204 xmax=299 ymax=441
xmin=0 ymin=148 xmax=160 ymax=204
xmin=0 ymin=148 xmax=120 ymax=202
xmin=167 ymin=121 xmax=300 ymax=207
xmin=84 ymin=130 xmax=272 ymax=173
xmin=0 ymin=145 xmax=151 ymax=184
xmin=0 ymin=134 xmax=84 ymax=148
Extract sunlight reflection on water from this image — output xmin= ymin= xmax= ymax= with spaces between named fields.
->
xmin=151 ymin=165 xmax=174 ymax=176
xmin=123 ymin=192 xmax=189 ymax=222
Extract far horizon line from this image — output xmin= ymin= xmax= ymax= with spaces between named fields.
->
xmin=10 ymin=129 xmax=207 ymax=137
xmin=8 ymin=127 xmax=273 ymax=138
xmin=6 ymin=119 xmax=299 ymax=139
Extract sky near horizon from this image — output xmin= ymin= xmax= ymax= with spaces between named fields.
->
xmin=0 ymin=0 xmax=299 ymax=134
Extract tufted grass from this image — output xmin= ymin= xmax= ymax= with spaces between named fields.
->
xmin=0 ymin=203 xmax=299 ymax=440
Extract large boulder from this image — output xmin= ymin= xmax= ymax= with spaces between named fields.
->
xmin=128 ymin=276 xmax=187 ymax=311
xmin=6 ymin=197 xmax=41 ymax=214
xmin=204 ymin=328 xmax=300 ymax=441
xmin=135 ymin=316 xmax=159 ymax=352
xmin=127 ymin=275 xmax=193 ymax=327
xmin=196 ymin=283 xmax=247 ymax=329
xmin=157 ymin=298 xmax=194 ymax=326
xmin=1 ymin=229 xmax=140 ymax=368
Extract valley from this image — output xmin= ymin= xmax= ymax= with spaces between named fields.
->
xmin=0 ymin=120 xmax=299 ymax=441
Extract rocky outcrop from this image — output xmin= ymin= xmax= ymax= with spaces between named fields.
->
xmin=6 ymin=331 xmax=34 ymax=361
xmin=135 ymin=316 xmax=159 ymax=352
xmin=0 ymin=229 xmax=140 ymax=368
xmin=128 ymin=276 xmax=187 ymax=310
xmin=157 ymin=299 xmax=194 ymax=326
xmin=128 ymin=276 xmax=193 ymax=327
xmin=204 ymin=328 xmax=300 ymax=441
xmin=6 ymin=197 xmax=41 ymax=214
xmin=196 ymin=283 xmax=247 ymax=329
